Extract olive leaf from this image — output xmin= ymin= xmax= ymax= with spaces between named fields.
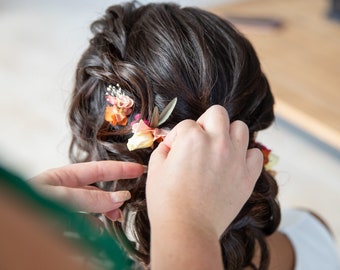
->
xmin=150 ymin=106 xmax=159 ymax=128
xmin=158 ymin=97 xmax=177 ymax=126
xmin=149 ymin=98 xmax=177 ymax=128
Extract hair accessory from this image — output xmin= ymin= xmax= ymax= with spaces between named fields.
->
xmin=104 ymin=84 xmax=134 ymax=126
xmin=127 ymin=98 xmax=177 ymax=151
xmin=254 ymin=142 xmax=278 ymax=174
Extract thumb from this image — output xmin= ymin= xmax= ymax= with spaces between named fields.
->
xmin=149 ymin=141 xmax=170 ymax=170
xmin=149 ymin=126 xmax=178 ymax=167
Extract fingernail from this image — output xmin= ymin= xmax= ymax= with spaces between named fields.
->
xmin=110 ymin=191 xmax=131 ymax=203
xmin=106 ymin=209 xmax=124 ymax=223
xmin=143 ymin=165 xmax=148 ymax=174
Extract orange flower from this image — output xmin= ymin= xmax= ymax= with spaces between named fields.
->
xmin=105 ymin=105 xmax=129 ymax=126
xmin=104 ymin=88 xmax=134 ymax=126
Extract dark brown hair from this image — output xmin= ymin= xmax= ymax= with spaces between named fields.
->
xmin=69 ymin=2 xmax=280 ymax=269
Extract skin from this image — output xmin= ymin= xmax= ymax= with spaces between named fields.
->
xmin=147 ymin=106 xmax=295 ymax=270
xmin=26 ymin=105 xmax=295 ymax=269
xmin=147 ymin=105 xmax=264 ymax=269
xmin=30 ymin=161 xmax=145 ymax=221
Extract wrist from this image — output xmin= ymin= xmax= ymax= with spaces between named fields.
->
xmin=148 ymin=202 xmax=221 ymax=239
xmin=150 ymin=219 xmax=223 ymax=270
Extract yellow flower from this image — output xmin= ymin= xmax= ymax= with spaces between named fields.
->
xmin=127 ymin=119 xmax=169 ymax=151
xmin=127 ymin=131 xmax=154 ymax=151
xmin=126 ymin=98 xmax=177 ymax=151
xmin=127 ymin=120 xmax=154 ymax=151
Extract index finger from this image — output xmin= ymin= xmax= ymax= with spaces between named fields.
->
xmin=31 ymin=161 xmax=144 ymax=187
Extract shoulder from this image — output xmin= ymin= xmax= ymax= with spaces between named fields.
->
xmin=279 ymin=208 xmax=340 ymax=270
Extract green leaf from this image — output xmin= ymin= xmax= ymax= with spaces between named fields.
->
xmin=158 ymin=98 xmax=177 ymax=126
xmin=150 ymin=106 xmax=159 ymax=128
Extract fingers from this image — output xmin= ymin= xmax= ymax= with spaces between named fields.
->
xmin=153 ymin=133 xmax=174 ymax=159
xmin=38 ymin=185 xmax=131 ymax=213
xmin=161 ymin=119 xmax=194 ymax=149
xmin=230 ymin=120 xmax=262 ymax=188
xmin=196 ymin=105 xmax=261 ymax=187
xmin=229 ymin=120 xmax=249 ymax=156
xmin=196 ymin=105 xmax=230 ymax=137
xmin=197 ymin=106 xmax=250 ymax=161
xmin=155 ymin=105 xmax=230 ymax=159
xmin=229 ymin=121 xmax=263 ymax=183
xmin=246 ymin=148 xmax=263 ymax=184
xmin=32 ymin=161 xmax=144 ymax=187
xmin=105 ymin=209 xmax=123 ymax=222
xmin=152 ymin=119 xmax=196 ymax=161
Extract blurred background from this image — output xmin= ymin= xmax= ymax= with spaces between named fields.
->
xmin=1 ymin=0 xmax=339 ymax=256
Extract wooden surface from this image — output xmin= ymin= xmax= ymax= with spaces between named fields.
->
xmin=209 ymin=0 xmax=340 ymax=151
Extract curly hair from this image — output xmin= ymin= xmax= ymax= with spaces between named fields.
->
xmin=68 ymin=2 xmax=280 ymax=269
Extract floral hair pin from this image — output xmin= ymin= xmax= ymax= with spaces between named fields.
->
xmin=254 ymin=142 xmax=279 ymax=176
xmin=104 ymin=84 xmax=134 ymax=126
xmin=127 ymin=98 xmax=177 ymax=151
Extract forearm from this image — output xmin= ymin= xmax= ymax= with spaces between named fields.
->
xmin=150 ymin=220 xmax=224 ymax=270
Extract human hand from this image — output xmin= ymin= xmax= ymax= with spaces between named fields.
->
xmin=147 ymin=105 xmax=263 ymax=238
xmin=29 ymin=161 xmax=144 ymax=221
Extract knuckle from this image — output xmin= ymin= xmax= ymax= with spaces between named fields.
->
xmin=210 ymin=104 xmax=228 ymax=115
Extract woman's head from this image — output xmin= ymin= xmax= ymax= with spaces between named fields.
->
xmin=69 ymin=2 xmax=280 ymax=269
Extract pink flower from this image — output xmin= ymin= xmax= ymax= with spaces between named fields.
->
xmin=106 ymin=95 xmax=134 ymax=109
xmin=126 ymin=97 xmax=177 ymax=151
xmin=104 ymin=95 xmax=134 ymax=126
xmin=116 ymin=95 xmax=134 ymax=109
xmin=131 ymin=114 xmax=150 ymax=126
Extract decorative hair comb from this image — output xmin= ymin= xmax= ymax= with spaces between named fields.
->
xmin=127 ymin=98 xmax=177 ymax=151
xmin=104 ymin=84 xmax=134 ymax=126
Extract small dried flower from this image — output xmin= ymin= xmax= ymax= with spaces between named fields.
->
xmin=104 ymin=84 xmax=134 ymax=126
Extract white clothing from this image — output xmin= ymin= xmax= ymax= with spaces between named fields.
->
xmin=279 ymin=209 xmax=340 ymax=270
